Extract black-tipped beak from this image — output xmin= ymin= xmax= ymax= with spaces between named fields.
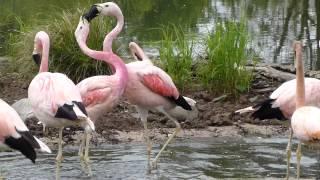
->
xmin=32 ymin=53 xmax=41 ymax=66
xmin=83 ymin=5 xmax=100 ymax=22
xmin=134 ymin=53 xmax=143 ymax=61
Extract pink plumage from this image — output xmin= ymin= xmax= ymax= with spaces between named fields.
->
xmin=74 ymin=2 xmax=128 ymax=161
xmin=0 ymin=99 xmax=51 ymax=163
xmin=28 ymin=31 xmax=94 ymax=162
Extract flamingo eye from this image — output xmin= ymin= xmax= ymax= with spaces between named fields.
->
xmin=105 ymin=4 xmax=109 ymax=7
xmin=80 ymin=26 xmax=82 ymax=30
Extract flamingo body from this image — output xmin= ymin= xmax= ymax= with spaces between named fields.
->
xmin=291 ymin=106 xmax=320 ymax=142
xmin=0 ymin=99 xmax=51 ymax=163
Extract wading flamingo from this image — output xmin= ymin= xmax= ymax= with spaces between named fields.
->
xmin=74 ymin=4 xmax=128 ymax=162
xmin=85 ymin=2 xmax=195 ymax=167
xmin=290 ymin=41 xmax=320 ymax=179
xmin=28 ymin=31 xmax=95 ymax=162
xmin=235 ymin=61 xmax=320 ymax=179
xmin=0 ymin=99 xmax=51 ymax=163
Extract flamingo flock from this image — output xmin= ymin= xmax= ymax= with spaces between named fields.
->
xmin=1 ymin=1 xmax=319 ymax=179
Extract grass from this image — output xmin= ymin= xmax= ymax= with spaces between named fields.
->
xmin=197 ymin=20 xmax=254 ymax=96
xmin=7 ymin=8 xmax=114 ymax=82
xmin=159 ymin=24 xmax=194 ymax=91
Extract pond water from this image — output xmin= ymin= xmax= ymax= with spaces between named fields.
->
xmin=1 ymin=0 xmax=320 ymax=69
xmin=1 ymin=136 xmax=320 ymax=179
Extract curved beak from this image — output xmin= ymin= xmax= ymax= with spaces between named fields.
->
xmin=83 ymin=4 xmax=100 ymax=22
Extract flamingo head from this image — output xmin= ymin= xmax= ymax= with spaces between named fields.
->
xmin=32 ymin=31 xmax=49 ymax=66
xmin=75 ymin=17 xmax=90 ymax=44
xmin=94 ymin=2 xmax=123 ymax=18
xmin=129 ymin=42 xmax=147 ymax=61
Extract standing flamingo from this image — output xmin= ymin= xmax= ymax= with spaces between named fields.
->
xmin=74 ymin=3 xmax=128 ymax=161
xmin=290 ymin=41 xmax=320 ymax=179
xmin=0 ymin=99 xmax=51 ymax=163
xmin=84 ymin=2 xmax=193 ymax=167
xmin=235 ymin=66 xmax=320 ymax=179
xmin=28 ymin=31 xmax=95 ymax=162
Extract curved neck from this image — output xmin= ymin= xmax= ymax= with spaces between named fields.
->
xmin=103 ymin=12 xmax=124 ymax=52
xmin=76 ymin=27 xmax=128 ymax=91
xmin=295 ymin=45 xmax=305 ymax=108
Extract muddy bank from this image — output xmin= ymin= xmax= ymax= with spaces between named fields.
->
xmin=0 ymin=63 xmax=292 ymax=145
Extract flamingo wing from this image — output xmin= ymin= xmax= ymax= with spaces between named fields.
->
xmin=137 ymin=66 xmax=179 ymax=99
xmin=76 ymin=75 xmax=114 ymax=107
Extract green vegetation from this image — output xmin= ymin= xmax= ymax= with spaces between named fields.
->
xmin=159 ymin=24 xmax=194 ymax=91
xmin=197 ymin=20 xmax=254 ymax=96
xmin=8 ymin=8 xmax=113 ymax=82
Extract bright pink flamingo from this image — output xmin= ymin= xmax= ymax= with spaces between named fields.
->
xmin=0 ymin=99 xmax=51 ymax=163
xmin=74 ymin=3 xmax=128 ymax=162
xmin=28 ymin=31 xmax=95 ymax=162
xmin=84 ymin=2 xmax=193 ymax=167
xmin=290 ymin=41 xmax=320 ymax=179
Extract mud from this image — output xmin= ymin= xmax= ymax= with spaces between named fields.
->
xmin=0 ymin=69 xmax=289 ymax=145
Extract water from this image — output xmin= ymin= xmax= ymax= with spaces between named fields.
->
xmin=1 ymin=0 xmax=320 ymax=69
xmin=1 ymin=137 xmax=320 ymax=179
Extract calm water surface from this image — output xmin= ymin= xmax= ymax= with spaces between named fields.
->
xmin=1 ymin=0 xmax=320 ymax=69
xmin=1 ymin=137 xmax=320 ymax=179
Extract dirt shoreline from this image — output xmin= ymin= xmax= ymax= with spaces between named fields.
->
xmin=0 ymin=64 xmax=291 ymax=145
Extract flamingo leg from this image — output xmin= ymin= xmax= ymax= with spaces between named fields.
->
xmin=152 ymin=110 xmax=181 ymax=168
xmin=137 ymin=107 xmax=151 ymax=167
xmin=78 ymin=132 xmax=86 ymax=159
xmin=84 ymin=132 xmax=91 ymax=162
xmin=56 ymin=127 xmax=64 ymax=162
xmin=286 ymin=127 xmax=293 ymax=180
xmin=296 ymin=142 xmax=302 ymax=179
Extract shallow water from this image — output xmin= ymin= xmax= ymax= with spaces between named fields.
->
xmin=1 ymin=136 xmax=320 ymax=179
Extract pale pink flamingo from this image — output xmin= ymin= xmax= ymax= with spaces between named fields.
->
xmin=235 ymin=65 xmax=320 ymax=179
xmin=74 ymin=3 xmax=128 ymax=161
xmin=290 ymin=41 xmax=320 ymax=179
xmin=28 ymin=31 xmax=95 ymax=162
xmin=84 ymin=2 xmax=193 ymax=167
xmin=0 ymin=98 xmax=51 ymax=163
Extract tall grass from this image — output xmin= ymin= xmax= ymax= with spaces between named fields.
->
xmin=159 ymin=24 xmax=193 ymax=91
xmin=197 ymin=20 xmax=253 ymax=96
xmin=8 ymin=8 xmax=114 ymax=82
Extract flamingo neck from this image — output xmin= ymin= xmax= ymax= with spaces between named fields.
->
xmin=77 ymin=34 xmax=128 ymax=92
xmin=295 ymin=46 xmax=305 ymax=108
xmin=103 ymin=12 xmax=124 ymax=52
xmin=38 ymin=40 xmax=49 ymax=73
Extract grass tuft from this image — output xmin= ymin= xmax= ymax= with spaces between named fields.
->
xmin=197 ymin=20 xmax=254 ymax=96
xmin=8 ymin=8 xmax=114 ymax=82
xmin=159 ymin=24 xmax=194 ymax=91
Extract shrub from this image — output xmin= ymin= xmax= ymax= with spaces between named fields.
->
xmin=197 ymin=20 xmax=253 ymax=96
xmin=159 ymin=24 xmax=194 ymax=91
xmin=8 ymin=8 xmax=114 ymax=82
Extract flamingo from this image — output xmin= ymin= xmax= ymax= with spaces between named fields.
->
xmin=84 ymin=2 xmax=194 ymax=167
xmin=0 ymin=99 xmax=51 ymax=163
xmin=28 ymin=31 xmax=95 ymax=162
xmin=290 ymin=41 xmax=320 ymax=179
xmin=74 ymin=3 xmax=128 ymax=161
xmin=235 ymin=63 xmax=320 ymax=179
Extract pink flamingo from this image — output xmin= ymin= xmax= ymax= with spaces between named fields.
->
xmin=290 ymin=41 xmax=320 ymax=179
xmin=83 ymin=2 xmax=193 ymax=167
xmin=28 ymin=31 xmax=95 ymax=162
xmin=0 ymin=99 xmax=51 ymax=163
xmin=74 ymin=3 xmax=128 ymax=161
xmin=235 ymin=64 xmax=320 ymax=178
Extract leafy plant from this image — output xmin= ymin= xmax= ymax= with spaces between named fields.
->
xmin=8 ymin=8 xmax=115 ymax=82
xmin=197 ymin=20 xmax=254 ymax=96
xmin=159 ymin=24 xmax=194 ymax=91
